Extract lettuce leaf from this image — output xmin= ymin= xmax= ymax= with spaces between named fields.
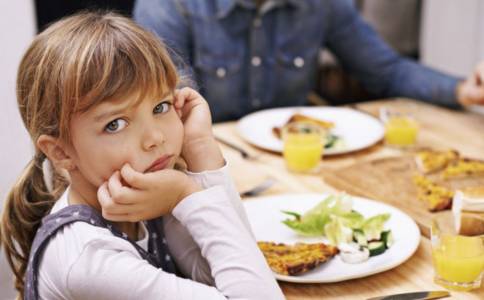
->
xmin=281 ymin=195 xmax=390 ymax=245
xmin=282 ymin=194 xmax=353 ymax=236
xmin=362 ymin=213 xmax=391 ymax=240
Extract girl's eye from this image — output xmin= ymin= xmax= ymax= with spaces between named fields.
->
xmin=153 ymin=101 xmax=172 ymax=114
xmin=104 ymin=119 xmax=127 ymax=133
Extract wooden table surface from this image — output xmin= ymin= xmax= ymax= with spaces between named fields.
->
xmin=213 ymin=99 xmax=484 ymax=299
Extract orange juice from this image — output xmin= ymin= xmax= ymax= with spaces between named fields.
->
xmin=282 ymin=123 xmax=324 ymax=172
xmin=432 ymin=234 xmax=484 ymax=291
xmin=384 ymin=116 xmax=418 ymax=146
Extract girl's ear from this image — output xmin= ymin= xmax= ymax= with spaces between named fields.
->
xmin=36 ymin=135 xmax=76 ymax=171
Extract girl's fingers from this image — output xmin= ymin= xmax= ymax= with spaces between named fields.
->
xmin=174 ymin=89 xmax=185 ymax=109
xmin=108 ymin=171 xmax=135 ymax=205
xmin=120 ymin=163 xmax=150 ymax=189
xmin=97 ymin=182 xmax=111 ymax=207
xmin=99 ymin=181 xmax=138 ymax=215
xmin=175 ymin=87 xmax=202 ymax=106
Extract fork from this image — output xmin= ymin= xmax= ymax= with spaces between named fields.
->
xmin=215 ymin=135 xmax=258 ymax=160
xmin=240 ymin=178 xmax=277 ymax=197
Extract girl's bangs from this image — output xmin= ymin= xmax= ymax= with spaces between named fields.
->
xmin=70 ymin=16 xmax=178 ymax=114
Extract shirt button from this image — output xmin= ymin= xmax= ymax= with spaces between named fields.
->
xmin=253 ymin=17 xmax=262 ymax=28
xmin=251 ymin=56 xmax=262 ymax=67
xmin=216 ymin=67 xmax=226 ymax=78
xmin=251 ymin=98 xmax=261 ymax=108
xmin=293 ymin=56 xmax=305 ymax=68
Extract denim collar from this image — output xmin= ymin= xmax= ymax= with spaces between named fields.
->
xmin=215 ymin=0 xmax=308 ymax=19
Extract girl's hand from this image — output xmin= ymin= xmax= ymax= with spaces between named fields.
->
xmin=97 ymin=163 xmax=201 ymax=222
xmin=174 ymin=87 xmax=212 ymax=141
xmin=174 ymin=88 xmax=224 ymax=172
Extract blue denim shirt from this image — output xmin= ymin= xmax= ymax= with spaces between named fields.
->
xmin=134 ymin=0 xmax=461 ymax=122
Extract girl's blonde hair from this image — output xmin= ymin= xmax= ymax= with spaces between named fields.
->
xmin=0 ymin=11 xmax=179 ymax=296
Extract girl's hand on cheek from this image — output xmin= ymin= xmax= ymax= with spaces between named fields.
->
xmin=97 ymin=163 xmax=202 ymax=222
xmin=175 ymin=87 xmax=224 ymax=172
xmin=174 ymin=87 xmax=213 ymax=142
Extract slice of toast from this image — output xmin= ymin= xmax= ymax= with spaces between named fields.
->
xmin=442 ymin=158 xmax=484 ymax=179
xmin=272 ymin=113 xmax=334 ymax=139
xmin=415 ymin=149 xmax=459 ymax=174
xmin=257 ymin=241 xmax=339 ymax=276
xmin=413 ymin=175 xmax=454 ymax=211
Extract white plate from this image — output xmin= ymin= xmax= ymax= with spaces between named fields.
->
xmin=243 ymin=193 xmax=420 ymax=283
xmin=237 ymin=107 xmax=384 ymax=155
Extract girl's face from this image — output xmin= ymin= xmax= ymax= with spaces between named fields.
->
xmin=66 ymin=91 xmax=183 ymax=193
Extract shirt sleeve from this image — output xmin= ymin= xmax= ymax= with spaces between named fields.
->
xmin=163 ymin=164 xmax=256 ymax=284
xmin=184 ymin=163 xmax=254 ymax=235
xmin=66 ymin=186 xmax=283 ymax=300
xmin=325 ymin=0 xmax=462 ymax=108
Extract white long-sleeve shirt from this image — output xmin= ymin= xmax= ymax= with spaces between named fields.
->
xmin=37 ymin=165 xmax=284 ymax=299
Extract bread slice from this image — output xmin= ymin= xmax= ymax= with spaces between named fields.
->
xmin=257 ymin=241 xmax=338 ymax=276
xmin=452 ymin=187 xmax=484 ymax=236
xmin=442 ymin=158 xmax=484 ymax=179
xmin=413 ymin=175 xmax=453 ymax=211
xmin=415 ymin=149 xmax=459 ymax=174
xmin=272 ymin=113 xmax=334 ymax=139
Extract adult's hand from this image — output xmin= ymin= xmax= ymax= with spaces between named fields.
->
xmin=457 ymin=61 xmax=484 ymax=106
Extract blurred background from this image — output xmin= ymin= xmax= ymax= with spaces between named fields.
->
xmin=1 ymin=0 xmax=483 ymax=298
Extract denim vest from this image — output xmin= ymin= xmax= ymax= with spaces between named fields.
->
xmin=24 ymin=204 xmax=176 ymax=300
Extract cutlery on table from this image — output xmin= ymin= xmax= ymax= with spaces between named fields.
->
xmin=366 ymin=290 xmax=450 ymax=300
xmin=240 ymin=178 xmax=276 ymax=197
xmin=215 ymin=136 xmax=258 ymax=160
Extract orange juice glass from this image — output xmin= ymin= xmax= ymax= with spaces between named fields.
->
xmin=282 ymin=122 xmax=324 ymax=173
xmin=381 ymin=108 xmax=419 ymax=147
xmin=431 ymin=215 xmax=484 ymax=291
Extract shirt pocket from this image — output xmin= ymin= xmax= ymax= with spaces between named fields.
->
xmin=275 ymin=48 xmax=317 ymax=94
xmin=195 ymin=52 xmax=242 ymax=81
xmin=194 ymin=51 xmax=244 ymax=103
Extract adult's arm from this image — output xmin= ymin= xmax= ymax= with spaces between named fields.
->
xmin=325 ymin=0 xmax=462 ymax=108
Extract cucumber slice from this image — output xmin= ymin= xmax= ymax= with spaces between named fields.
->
xmin=353 ymin=230 xmax=368 ymax=247
xmin=368 ymin=241 xmax=386 ymax=256
xmin=381 ymin=230 xmax=394 ymax=249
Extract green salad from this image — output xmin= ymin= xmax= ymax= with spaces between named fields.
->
xmin=282 ymin=194 xmax=393 ymax=263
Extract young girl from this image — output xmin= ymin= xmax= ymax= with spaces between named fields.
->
xmin=0 ymin=11 xmax=284 ymax=299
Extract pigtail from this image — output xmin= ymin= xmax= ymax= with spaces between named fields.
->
xmin=0 ymin=151 xmax=67 ymax=295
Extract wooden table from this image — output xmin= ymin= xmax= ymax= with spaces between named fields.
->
xmin=213 ymin=99 xmax=484 ymax=299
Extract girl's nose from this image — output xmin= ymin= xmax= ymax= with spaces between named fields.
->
xmin=142 ymin=121 xmax=165 ymax=151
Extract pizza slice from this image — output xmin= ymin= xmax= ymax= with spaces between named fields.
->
xmin=257 ymin=241 xmax=339 ymax=276
xmin=442 ymin=158 xmax=484 ymax=179
xmin=413 ymin=175 xmax=454 ymax=211
xmin=415 ymin=149 xmax=459 ymax=174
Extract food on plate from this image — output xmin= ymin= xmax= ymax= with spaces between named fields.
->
xmin=272 ymin=113 xmax=344 ymax=150
xmin=415 ymin=149 xmax=459 ymax=174
xmin=413 ymin=175 xmax=453 ymax=211
xmin=257 ymin=241 xmax=338 ymax=276
xmin=442 ymin=158 xmax=484 ymax=179
xmin=452 ymin=187 xmax=484 ymax=236
xmin=281 ymin=194 xmax=393 ymax=263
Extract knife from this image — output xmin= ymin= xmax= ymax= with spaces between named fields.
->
xmin=366 ymin=291 xmax=450 ymax=300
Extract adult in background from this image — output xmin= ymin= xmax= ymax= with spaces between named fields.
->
xmin=134 ymin=0 xmax=484 ymax=122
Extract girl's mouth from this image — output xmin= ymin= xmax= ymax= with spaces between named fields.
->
xmin=145 ymin=155 xmax=174 ymax=173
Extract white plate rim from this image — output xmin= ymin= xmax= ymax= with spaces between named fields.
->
xmin=236 ymin=106 xmax=385 ymax=155
xmin=243 ymin=193 xmax=421 ymax=283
